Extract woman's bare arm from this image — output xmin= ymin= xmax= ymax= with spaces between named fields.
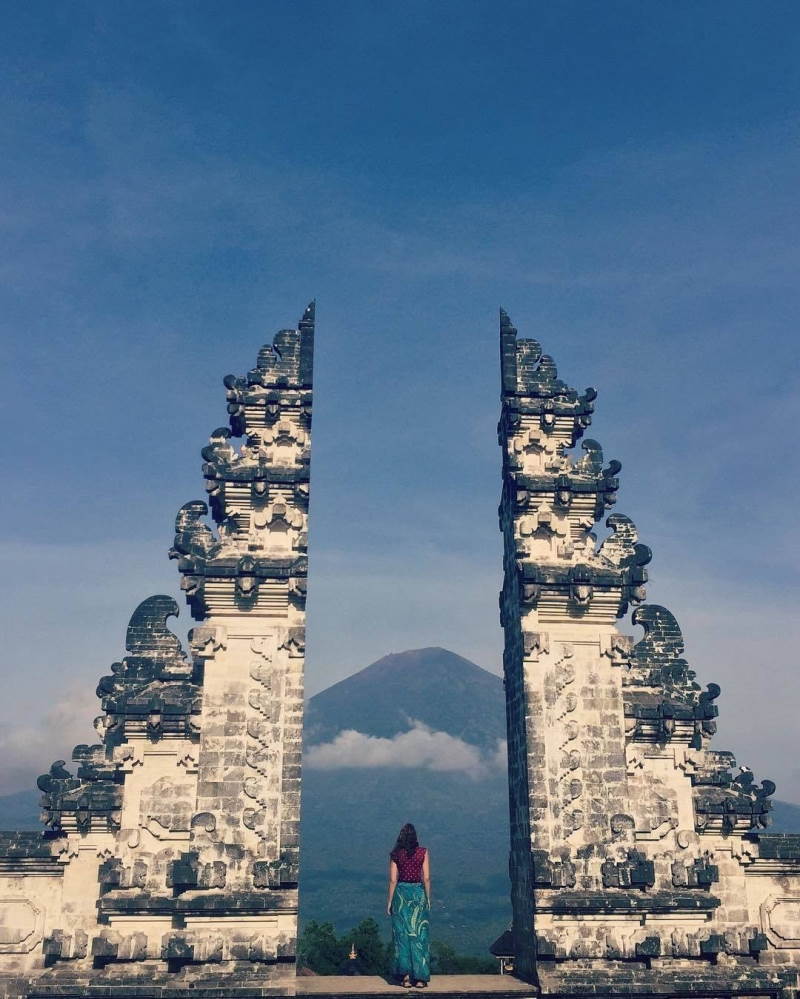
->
xmin=423 ymin=850 xmax=431 ymax=907
xmin=387 ymin=858 xmax=398 ymax=915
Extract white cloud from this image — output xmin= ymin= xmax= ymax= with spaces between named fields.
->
xmin=0 ymin=687 xmax=98 ymax=796
xmin=305 ymin=720 xmax=507 ymax=780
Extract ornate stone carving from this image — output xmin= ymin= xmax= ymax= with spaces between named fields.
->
xmin=0 ymin=899 xmax=43 ymax=953
xmin=761 ymin=895 xmax=800 ymax=949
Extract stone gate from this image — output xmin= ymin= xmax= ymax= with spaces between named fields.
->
xmin=0 ymin=304 xmax=314 ymax=997
xmin=0 ymin=304 xmax=799 ymax=998
xmin=498 ymin=309 xmax=800 ymax=995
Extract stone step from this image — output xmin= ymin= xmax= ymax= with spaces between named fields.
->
xmin=296 ymin=974 xmax=535 ymax=998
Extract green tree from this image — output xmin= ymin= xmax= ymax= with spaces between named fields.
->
xmin=299 ymin=921 xmax=498 ymax=977
xmin=346 ymin=917 xmax=392 ymax=975
xmin=297 ymin=920 xmax=347 ymax=975
xmin=430 ymin=940 xmax=497 ymax=975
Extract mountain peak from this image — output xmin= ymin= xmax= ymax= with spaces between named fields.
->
xmin=305 ymin=647 xmax=504 ymax=751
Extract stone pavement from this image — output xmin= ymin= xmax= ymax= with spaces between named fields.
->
xmin=297 ymin=975 xmax=536 ymax=998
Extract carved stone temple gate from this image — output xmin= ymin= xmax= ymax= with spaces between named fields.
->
xmin=1 ymin=306 xmax=800 ymax=999
xmin=497 ymin=310 xmax=800 ymax=996
xmin=0 ymin=305 xmax=314 ymax=998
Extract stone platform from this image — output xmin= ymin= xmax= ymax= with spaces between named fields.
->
xmin=296 ymin=966 xmax=799 ymax=999
xmin=296 ymin=976 xmax=535 ymax=998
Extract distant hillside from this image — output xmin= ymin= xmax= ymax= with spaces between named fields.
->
xmin=771 ymin=799 xmax=800 ymax=832
xmin=0 ymin=790 xmax=40 ymax=829
xmin=3 ymin=646 xmax=800 ymax=956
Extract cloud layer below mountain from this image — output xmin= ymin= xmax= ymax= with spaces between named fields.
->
xmin=305 ymin=721 xmax=507 ymax=780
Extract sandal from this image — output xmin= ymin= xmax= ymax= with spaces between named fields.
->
xmin=414 ymin=983 xmax=427 ymax=989
xmin=401 ymin=976 xmax=412 ymax=988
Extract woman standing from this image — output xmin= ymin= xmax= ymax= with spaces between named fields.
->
xmin=386 ymin=823 xmax=431 ymax=989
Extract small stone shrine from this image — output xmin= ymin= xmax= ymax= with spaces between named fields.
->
xmin=498 ymin=309 xmax=800 ymax=995
xmin=0 ymin=304 xmax=314 ymax=998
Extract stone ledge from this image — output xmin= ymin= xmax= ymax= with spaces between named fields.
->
xmin=536 ymin=962 xmax=796 ymax=997
xmin=297 ymin=976 xmax=535 ymax=997
xmin=0 ymin=832 xmax=58 ymax=860
xmin=749 ymin=833 xmax=800 ymax=860
xmin=539 ymin=889 xmax=720 ymax=914
xmin=98 ymin=890 xmax=297 ymax=915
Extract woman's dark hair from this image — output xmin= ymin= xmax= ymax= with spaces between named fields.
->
xmin=391 ymin=823 xmax=419 ymax=860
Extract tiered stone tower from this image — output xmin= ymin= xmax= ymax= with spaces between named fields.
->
xmin=0 ymin=305 xmax=314 ymax=998
xmin=498 ymin=310 xmax=800 ymax=997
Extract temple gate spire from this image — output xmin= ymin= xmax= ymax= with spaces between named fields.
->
xmin=498 ymin=310 xmax=800 ymax=996
xmin=0 ymin=306 xmax=314 ymax=997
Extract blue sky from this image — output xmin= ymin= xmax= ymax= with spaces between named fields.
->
xmin=1 ymin=1 xmax=799 ymax=798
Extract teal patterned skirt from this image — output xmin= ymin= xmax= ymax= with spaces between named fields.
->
xmin=390 ymin=882 xmax=430 ymax=982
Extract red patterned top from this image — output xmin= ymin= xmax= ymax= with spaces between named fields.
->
xmin=392 ymin=846 xmax=426 ymax=883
